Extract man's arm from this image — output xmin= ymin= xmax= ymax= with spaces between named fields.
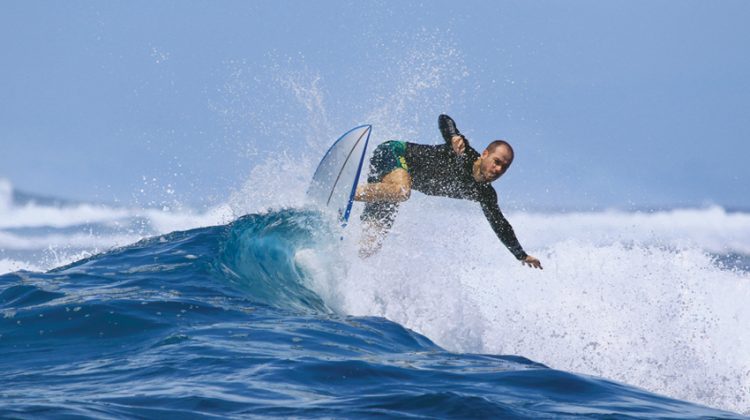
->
xmin=480 ymin=190 xmax=543 ymax=269
xmin=439 ymin=114 xmax=481 ymax=173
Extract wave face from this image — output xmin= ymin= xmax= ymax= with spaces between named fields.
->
xmin=0 ymin=209 xmax=742 ymax=418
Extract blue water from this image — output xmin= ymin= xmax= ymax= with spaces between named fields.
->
xmin=0 ymin=209 xmax=743 ymax=418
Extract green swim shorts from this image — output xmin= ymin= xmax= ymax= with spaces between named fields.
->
xmin=361 ymin=141 xmax=409 ymax=227
xmin=366 ymin=140 xmax=409 ymax=183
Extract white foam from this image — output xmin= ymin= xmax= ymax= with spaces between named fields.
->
xmin=514 ymin=206 xmax=750 ymax=255
xmin=330 ymin=197 xmax=750 ymax=415
xmin=0 ymin=201 xmax=232 ymax=231
xmin=0 ymin=195 xmax=233 ymax=273
xmin=0 ymin=258 xmax=43 ymax=274
xmin=0 ymin=202 xmax=128 ymax=229
xmin=294 ymin=244 xmax=348 ymax=313
xmin=141 ymin=204 xmax=235 ymax=233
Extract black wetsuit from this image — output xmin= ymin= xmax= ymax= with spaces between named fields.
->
xmin=362 ymin=114 xmax=528 ymax=261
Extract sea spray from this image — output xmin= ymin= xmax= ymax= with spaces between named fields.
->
xmin=336 ymin=195 xmax=750 ymax=414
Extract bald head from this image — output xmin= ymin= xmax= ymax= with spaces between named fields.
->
xmin=485 ymin=140 xmax=514 ymax=163
xmin=474 ymin=140 xmax=514 ymax=183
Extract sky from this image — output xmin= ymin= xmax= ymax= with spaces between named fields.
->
xmin=1 ymin=1 xmax=749 ymax=210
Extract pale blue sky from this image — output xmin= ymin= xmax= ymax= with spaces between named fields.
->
xmin=2 ymin=1 xmax=748 ymax=210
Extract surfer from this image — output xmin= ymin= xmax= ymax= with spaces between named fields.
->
xmin=354 ymin=114 xmax=543 ymax=269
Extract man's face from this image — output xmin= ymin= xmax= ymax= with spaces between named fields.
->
xmin=479 ymin=145 xmax=513 ymax=183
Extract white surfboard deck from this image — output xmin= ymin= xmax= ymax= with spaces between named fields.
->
xmin=306 ymin=125 xmax=371 ymax=226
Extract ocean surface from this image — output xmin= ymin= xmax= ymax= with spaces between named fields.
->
xmin=1 ymin=178 xmax=749 ymax=418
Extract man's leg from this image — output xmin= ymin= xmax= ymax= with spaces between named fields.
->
xmin=355 ymin=167 xmax=412 ymax=203
xmin=359 ymin=169 xmax=411 ymax=257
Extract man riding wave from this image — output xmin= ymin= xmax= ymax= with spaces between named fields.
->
xmin=354 ymin=114 xmax=542 ymax=269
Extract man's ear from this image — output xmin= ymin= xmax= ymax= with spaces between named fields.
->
xmin=481 ymin=149 xmax=489 ymax=159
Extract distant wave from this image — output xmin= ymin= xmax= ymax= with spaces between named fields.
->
xmin=513 ymin=205 xmax=750 ymax=255
xmin=0 ymin=178 xmax=232 ymax=231
xmin=2 ymin=178 xmax=748 ymax=254
xmin=0 ymin=178 xmax=234 ymax=271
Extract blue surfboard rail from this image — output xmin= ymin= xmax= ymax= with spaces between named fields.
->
xmin=342 ymin=125 xmax=371 ymax=224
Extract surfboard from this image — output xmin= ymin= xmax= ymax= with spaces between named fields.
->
xmin=306 ymin=125 xmax=371 ymax=226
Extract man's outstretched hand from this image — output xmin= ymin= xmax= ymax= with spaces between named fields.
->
xmin=522 ymin=255 xmax=543 ymax=270
xmin=451 ymin=135 xmax=466 ymax=155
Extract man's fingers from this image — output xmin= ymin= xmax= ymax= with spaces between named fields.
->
xmin=451 ymin=136 xmax=466 ymax=155
xmin=522 ymin=257 xmax=543 ymax=270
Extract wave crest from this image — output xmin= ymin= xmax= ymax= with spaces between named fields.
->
xmin=218 ymin=209 xmax=340 ymax=313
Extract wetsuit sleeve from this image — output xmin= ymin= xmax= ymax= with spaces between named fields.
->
xmin=480 ymin=188 xmax=528 ymax=260
xmin=439 ymin=114 xmax=477 ymax=173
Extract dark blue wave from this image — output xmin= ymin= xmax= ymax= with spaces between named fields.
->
xmin=0 ymin=209 xmax=742 ymax=418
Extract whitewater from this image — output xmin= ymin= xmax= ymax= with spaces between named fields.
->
xmin=1 ymin=169 xmax=749 ymax=417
